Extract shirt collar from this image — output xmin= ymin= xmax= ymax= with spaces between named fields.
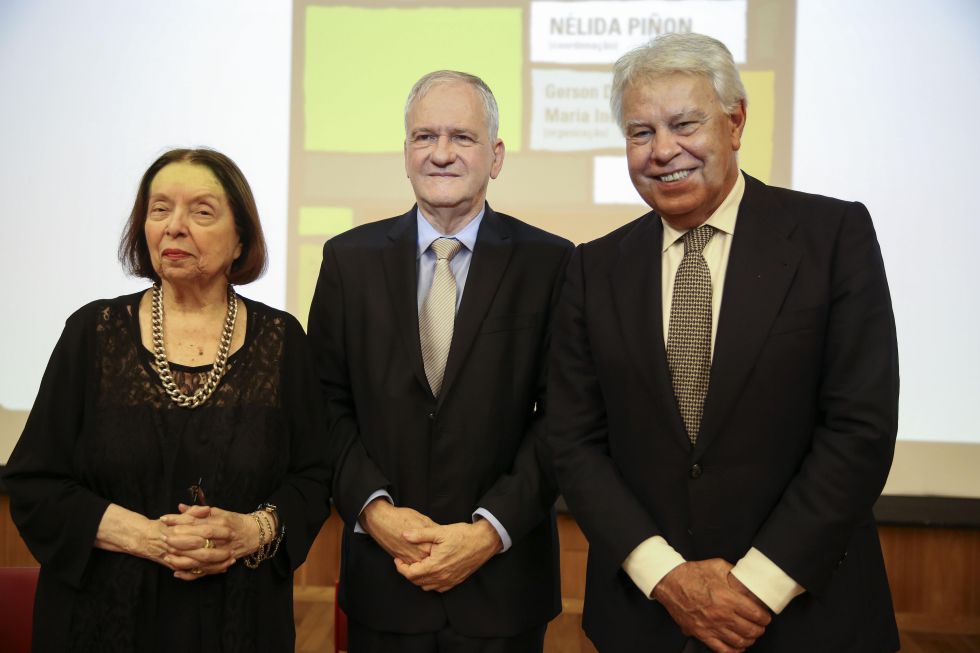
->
xmin=417 ymin=205 xmax=485 ymax=258
xmin=661 ymin=171 xmax=745 ymax=253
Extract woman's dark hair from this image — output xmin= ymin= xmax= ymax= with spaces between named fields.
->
xmin=118 ymin=148 xmax=268 ymax=284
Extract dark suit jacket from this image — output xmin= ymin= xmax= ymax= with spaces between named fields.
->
xmin=547 ymin=174 xmax=900 ymax=653
xmin=308 ymin=204 xmax=571 ymax=637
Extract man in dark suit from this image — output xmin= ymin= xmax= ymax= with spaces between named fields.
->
xmin=547 ymin=34 xmax=899 ymax=653
xmin=308 ymin=70 xmax=571 ymax=652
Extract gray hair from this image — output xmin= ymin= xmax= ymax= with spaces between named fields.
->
xmin=404 ymin=70 xmax=500 ymax=142
xmin=610 ymin=33 xmax=747 ymax=131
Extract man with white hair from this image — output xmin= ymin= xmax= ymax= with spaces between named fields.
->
xmin=548 ymin=33 xmax=899 ymax=653
xmin=310 ymin=70 xmax=571 ymax=652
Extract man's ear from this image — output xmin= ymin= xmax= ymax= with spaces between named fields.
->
xmin=490 ymin=139 xmax=505 ymax=180
xmin=729 ymin=100 xmax=747 ymax=152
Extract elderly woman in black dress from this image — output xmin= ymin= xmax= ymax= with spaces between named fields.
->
xmin=3 ymin=148 xmax=333 ymax=652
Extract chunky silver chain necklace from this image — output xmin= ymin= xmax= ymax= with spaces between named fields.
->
xmin=151 ymin=282 xmax=238 ymax=409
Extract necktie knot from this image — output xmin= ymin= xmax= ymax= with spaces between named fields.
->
xmin=430 ymin=237 xmax=463 ymax=261
xmin=683 ymin=224 xmax=715 ymax=256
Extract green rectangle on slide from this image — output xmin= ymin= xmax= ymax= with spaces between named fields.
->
xmin=298 ymin=206 xmax=354 ymax=236
xmin=304 ymin=6 xmax=523 ymax=153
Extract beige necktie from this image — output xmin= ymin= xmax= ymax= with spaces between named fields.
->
xmin=419 ymin=237 xmax=463 ymax=397
xmin=666 ymin=224 xmax=716 ymax=445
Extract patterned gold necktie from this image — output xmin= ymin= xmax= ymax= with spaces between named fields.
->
xmin=419 ymin=237 xmax=463 ymax=397
xmin=666 ymin=224 xmax=716 ymax=445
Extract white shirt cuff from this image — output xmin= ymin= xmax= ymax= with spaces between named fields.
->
xmin=731 ymin=547 xmax=806 ymax=614
xmin=353 ymin=489 xmax=392 ymax=533
xmin=472 ymin=507 xmax=512 ymax=553
xmin=622 ymin=535 xmax=686 ymax=599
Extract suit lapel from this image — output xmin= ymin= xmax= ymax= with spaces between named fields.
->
xmin=437 ymin=205 xmax=513 ymax=408
xmin=611 ymin=214 xmax=691 ymax=452
xmin=697 ymin=175 xmax=802 ymax=454
xmin=381 ymin=208 xmax=431 ymax=396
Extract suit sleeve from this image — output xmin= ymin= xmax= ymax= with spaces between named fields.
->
xmin=307 ymin=240 xmax=391 ymax=527
xmin=3 ymin=308 xmax=111 ymax=588
xmin=476 ymin=243 xmax=572 ymax=544
xmin=546 ymin=245 xmax=664 ymax=566
xmin=265 ymin=314 xmax=336 ymax=575
xmin=752 ymin=202 xmax=899 ymax=596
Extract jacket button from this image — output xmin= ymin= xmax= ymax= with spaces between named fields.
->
xmin=689 ymin=464 xmax=702 ymax=479
xmin=427 ymin=412 xmax=435 ymax=420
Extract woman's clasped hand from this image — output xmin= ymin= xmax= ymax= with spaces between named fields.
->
xmin=158 ymin=504 xmax=249 ymax=580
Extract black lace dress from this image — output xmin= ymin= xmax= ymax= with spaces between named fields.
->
xmin=3 ymin=291 xmax=333 ymax=652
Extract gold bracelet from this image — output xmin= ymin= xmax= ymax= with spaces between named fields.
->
xmin=259 ymin=509 xmax=276 ymax=541
xmin=258 ymin=505 xmax=284 ymax=560
xmin=256 ymin=510 xmax=270 ymax=546
xmin=243 ymin=504 xmax=284 ymax=568
xmin=244 ymin=511 xmax=269 ymax=568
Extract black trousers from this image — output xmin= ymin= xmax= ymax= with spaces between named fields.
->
xmin=348 ymin=619 xmax=547 ymax=653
